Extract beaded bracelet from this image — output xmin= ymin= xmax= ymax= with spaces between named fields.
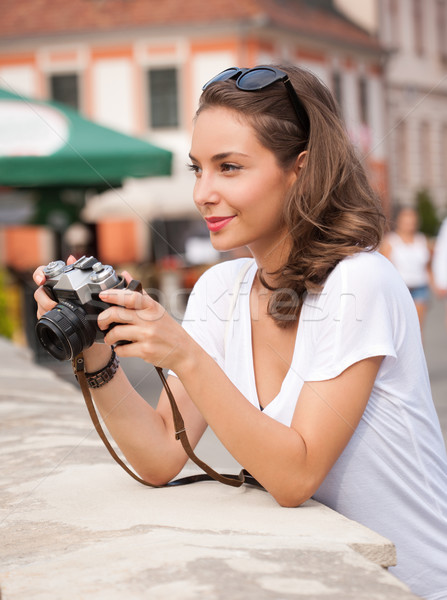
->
xmin=74 ymin=349 xmax=120 ymax=389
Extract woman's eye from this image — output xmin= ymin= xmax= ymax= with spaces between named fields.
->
xmin=186 ymin=163 xmax=201 ymax=176
xmin=221 ymin=163 xmax=241 ymax=173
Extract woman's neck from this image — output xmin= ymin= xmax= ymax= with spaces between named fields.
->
xmin=397 ymin=230 xmax=416 ymax=243
xmin=249 ymin=231 xmax=292 ymax=289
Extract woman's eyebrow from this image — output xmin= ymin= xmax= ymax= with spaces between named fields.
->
xmin=188 ymin=151 xmax=249 ymax=163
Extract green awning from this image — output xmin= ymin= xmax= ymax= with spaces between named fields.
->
xmin=0 ymin=88 xmax=172 ymax=187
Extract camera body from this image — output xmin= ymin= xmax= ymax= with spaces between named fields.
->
xmin=36 ymin=256 xmax=126 ymax=361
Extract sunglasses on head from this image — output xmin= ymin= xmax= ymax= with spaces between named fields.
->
xmin=202 ymin=66 xmax=310 ymax=137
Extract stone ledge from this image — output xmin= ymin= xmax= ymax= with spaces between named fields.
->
xmin=0 ymin=338 xmax=419 ymax=599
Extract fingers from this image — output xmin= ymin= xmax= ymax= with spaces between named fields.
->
xmin=121 ymin=270 xmax=134 ymax=284
xmin=33 ymin=255 xmax=75 ymax=286
xmin=103 ymin=324 xmax=139 ymax=347
xmin=99 ymin=288 xmax=162 ymax=314
xmin=98 ymin=297 xmax=164 ymax=331
xmin=33 ymin=266 xmax=46 ymax=287
xmin=98 ymin=291 xmax=166 ymax=349
xmin=98 ymin=306 xmax=135 ymax=333
xmin=33 ymin=264 xmax=55 ymax=318
xmin=33 ymin=255 xmax=78 ymax=319
xmin=34 ymin=286 xmax=57 ymax=319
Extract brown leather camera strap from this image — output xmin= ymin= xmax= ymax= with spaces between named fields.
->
xmin=72 ymin=352 xmax=261 ymax=489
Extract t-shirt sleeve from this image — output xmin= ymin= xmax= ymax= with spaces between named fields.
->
xmin=305 ymin=253 xmax=399 ymax=382
xmin=168 ymin=263 xmax=234 ymax=377
xmin=181 ymin=271 xmax=226 ymax=366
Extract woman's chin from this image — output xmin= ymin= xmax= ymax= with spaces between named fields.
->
xmin=208 ymin=235 xmax=238 ymax=253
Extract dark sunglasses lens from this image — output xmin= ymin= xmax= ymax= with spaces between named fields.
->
xmin=203 ymin=68 xmax=240 ymax=89
xmin=237 ymin=68 xmax=280 ymax=91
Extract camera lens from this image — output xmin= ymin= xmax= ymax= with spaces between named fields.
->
xmin=36 ymin=302 xmax=97 ymax=361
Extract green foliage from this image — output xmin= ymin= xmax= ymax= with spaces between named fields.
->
xmin=416 ymin=189 xmax=441 ymax=238
xmin=0 ymin=269 xmax=14 ymax=339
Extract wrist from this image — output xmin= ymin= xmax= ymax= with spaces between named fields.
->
xmin=171 ymin=337 xmax=205 ymax=380
xmin=83 ymin=343 xmax=114 ymax=372
xmin=73 ymin=346 xmax=120 ymax=389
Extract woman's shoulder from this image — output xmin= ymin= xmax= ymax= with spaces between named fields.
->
xmin=336 ymin=249 xmax=393 ymax=273
xmin=343 ymin=249 xmax=392 ymax=268
xmin=384 ymin=231 xmax=400 ymax=246
xmin=315 ymin=251 xmax=415 ymax=334
xmin=414 ymin=232 xmax=429 ymax=246
xmin=326 ymin=250 xmax=403 ymax=293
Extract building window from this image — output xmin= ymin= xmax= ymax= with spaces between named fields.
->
xmin=358 ymin=76 xmax=368 ymax=125
xmin=332 ymin=71 xmax=343 ymax=114
xmin=437 ymin=0 xmax=447 ymax=61
xmin=49 ymin=73 xmax=79 ymax=110
xmin=147 ymin=68 xmax=179 ymax=129
xmin=419 ymin=121 xmax=432 ymax=186
xmin=396 ymin=120 xmax=408 ymax=186
xmin=413 ymin=0 xmax=424 ymax=56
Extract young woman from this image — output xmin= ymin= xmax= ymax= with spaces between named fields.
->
xmin=34 ymin=65 xmax=447 ymax=599
xmin=381 ymin=206 xmax=433 ymax=330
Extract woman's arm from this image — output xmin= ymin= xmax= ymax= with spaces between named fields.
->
xmin=33 ymin=262 xmax=207 ymax=486
xmin=83 ymin=368 xmax=207 ymax=486
xmin=173 ymin=346 xmax=382 ymax=507
xmin=100 ymin=286 xmax=383 ymax=506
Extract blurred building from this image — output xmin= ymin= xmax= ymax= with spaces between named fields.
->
xmin=376 ymin=0 xmax=447 ymax=215
xmin=0 ymin=0 xmax=387 ymax=269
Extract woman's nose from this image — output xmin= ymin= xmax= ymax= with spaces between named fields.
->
xmin=193 ymin=174 xmax=220 ymax=208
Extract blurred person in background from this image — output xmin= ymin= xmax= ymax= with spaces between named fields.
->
xmin=381 ymin=206 xmax=433 ymax=331
xmin=433 ymin=216 xmax=447 ymax=328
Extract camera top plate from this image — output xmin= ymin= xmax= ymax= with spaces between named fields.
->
xmin=73 ymin=256 xmax=98 ymax=270
xmin=44 ymin=256 xmax=122 ymax=305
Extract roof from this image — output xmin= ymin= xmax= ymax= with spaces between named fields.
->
xmin=0 ymin=0 xmax=381 ymax=52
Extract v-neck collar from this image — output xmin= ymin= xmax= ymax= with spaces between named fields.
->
xmin=243 ymin=263 xmax=300 ymax=412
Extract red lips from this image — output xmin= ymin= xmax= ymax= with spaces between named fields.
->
xmin=205 ymin=216 xmax=235 ymax=232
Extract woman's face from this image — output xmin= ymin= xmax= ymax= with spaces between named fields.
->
xmin=189 ymin=107 xmax=297 ymax=258
xmin=396 ymin=208 xmax=419 ymax=235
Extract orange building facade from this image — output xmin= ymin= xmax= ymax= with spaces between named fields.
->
xmin=0 ymin=0 xmax=388 ymax=270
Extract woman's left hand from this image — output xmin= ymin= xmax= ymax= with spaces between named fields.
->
xmin=97 ymin=277 xmax=191 ymax=373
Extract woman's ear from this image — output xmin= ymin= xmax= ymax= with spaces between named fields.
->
xmin=287 ymin=151 xmax=308 ymax=187
xmin=295 ymin=150 xmax=307 ymax=172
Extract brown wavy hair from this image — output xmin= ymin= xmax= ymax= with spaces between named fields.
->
xmin=196 ymin=65 xmax=385 ymax=327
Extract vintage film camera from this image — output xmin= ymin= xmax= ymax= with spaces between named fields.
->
xmin=35 ymin=256 xmax=128 ymax=361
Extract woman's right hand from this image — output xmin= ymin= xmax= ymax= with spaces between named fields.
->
xmin=33 ymin=255 xmax=112 ymax=370
xmin=32 ymin=255 xmax=77 ymax=319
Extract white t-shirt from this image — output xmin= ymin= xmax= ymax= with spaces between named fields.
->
xmin=176 ymin=251 xmax=447 ymax=600
xmin=433 ymin=218 xmax=447 ymax=290
xmin=386 ymin=231 xmax=430 ymax=288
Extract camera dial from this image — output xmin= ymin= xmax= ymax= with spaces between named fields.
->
xmin=90 ymin=262 xmax=114 ymax=283
xmin=43 ymin=260 xmax=66 ymax=278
